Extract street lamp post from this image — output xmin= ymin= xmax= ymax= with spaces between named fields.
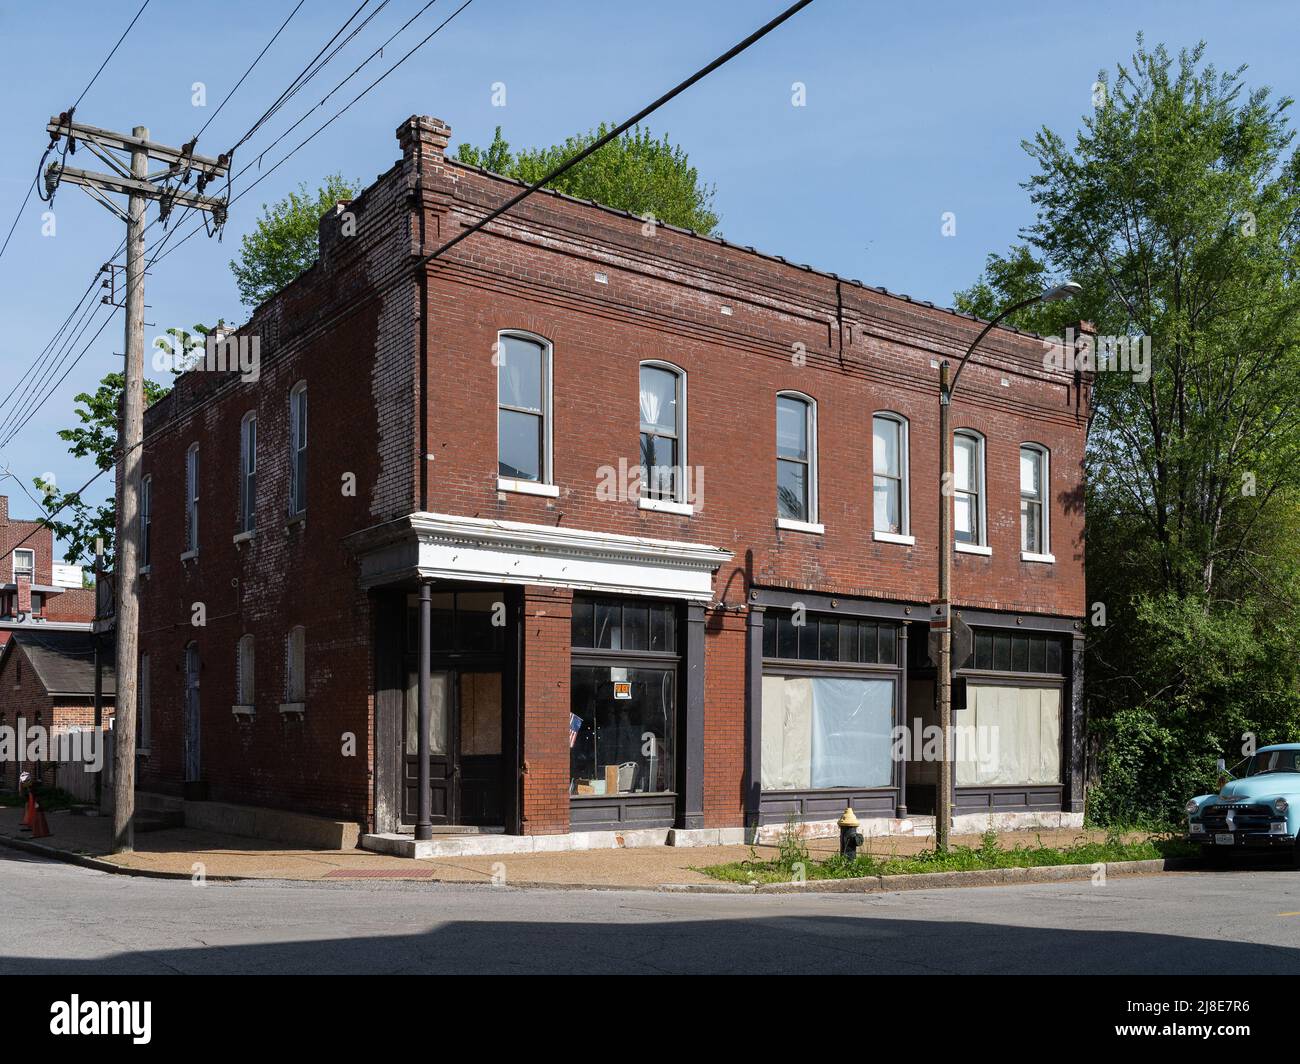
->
xmin=934 ymin=281 xmax=1081 ymax=853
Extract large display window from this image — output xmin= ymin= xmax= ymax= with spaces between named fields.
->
xmin=570 ymin=597 xmax=679 ymax=800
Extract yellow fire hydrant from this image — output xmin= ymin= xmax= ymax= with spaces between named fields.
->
xmin=838 ymin=805 xmax=864 ymax=859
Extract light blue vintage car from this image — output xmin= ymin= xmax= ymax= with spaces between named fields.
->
xmin=1186 ymin=744 xmax=1300 ymax=866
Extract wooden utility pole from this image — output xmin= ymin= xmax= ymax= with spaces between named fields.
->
xmin=44 ymin=116 xmax=227 ymax=853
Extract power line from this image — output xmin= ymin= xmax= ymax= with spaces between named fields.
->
xmin=0 ymin=0 xmax=150 ymax=266
xmin=419 ymin=0 xmax=816 ymax=266
xmin=149 ymin=0 xmax=477 ymax=270
xmin=72 ymin=0 xmax=152 ymax=110
xmin=193 ymin=0 xmax=307 ymax=141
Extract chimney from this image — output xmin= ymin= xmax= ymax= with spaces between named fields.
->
xmin=397 ymin=115 xmax=451 ymax=166
xmin=16 ymin=574 xmax=31 ymax=616
xmin=0 ymin=495 xmax=8 ymax=523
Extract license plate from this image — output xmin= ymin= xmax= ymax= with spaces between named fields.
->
xmin=1215 ymin=833 xmax=1234 ymax=846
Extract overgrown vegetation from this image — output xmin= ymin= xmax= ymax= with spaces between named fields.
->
xmin=955 ymin=38 xmax=1300 ymax=825
xmin=699 ymin=827 xmax=1198 ymax=885
xmin=455 ymin=125 xmax=719 ymax=234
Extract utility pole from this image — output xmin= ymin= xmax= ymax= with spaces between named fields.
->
xmin=933 ymin=281 xmax=1081 ymax=853
xmin=44 ymin=115 xmax=227 ymax=853
xmin=936 ymin=361 xmax=953 ymax=855
xmin=93 ymin=536 xmax=104 ymax=811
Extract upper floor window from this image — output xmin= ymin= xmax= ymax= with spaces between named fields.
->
xmin=12 ymin=548 xmax=34 ymax=580
xmin=285 ymin=625 xmax=306 ymax=704
xmin=872 ymin=413 xmax=909 ymax=536
xmin=1020 ymin=444 xmax=1049 ymax=555
xmin=240 ymin=412 xmax=257 ymax=533
xmin=289 ymin=383 xmax=307 ymax=516
xmin=185 ymin=444 xmax=200 ymax=554
xmin=237 ymin=634 xmax=255 ymax=708
xmin=497 ymin=332 xmax=551 ymax=483
xmin=776 ymin=392 xmax=817 ymax=524
xmin=140 ymin=474 xmax=152 ymax=569
xmin=953 ymin=430 xmax=986 ymax=548
xmin=639 ymin=362 xmax=685 ymax=502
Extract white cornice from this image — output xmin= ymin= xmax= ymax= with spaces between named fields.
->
xmin=353 ymin=512 xmax=733 ymax=601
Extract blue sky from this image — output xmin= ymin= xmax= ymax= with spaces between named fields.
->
xmin=2 ymin=0 xmax=1298 ymax=552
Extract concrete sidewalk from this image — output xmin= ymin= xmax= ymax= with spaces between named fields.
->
xmin=0 ymin=804 xmax=1134 ymax=889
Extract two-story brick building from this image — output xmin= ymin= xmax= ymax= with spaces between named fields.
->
xmin=132 ymin=115 xmax=1088 ymax=854
xmin=0 ymin=495 xmax=96 ymax=648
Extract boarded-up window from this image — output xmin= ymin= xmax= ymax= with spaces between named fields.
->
xmin=955 ymin=684 xmax=1061 ymax=786
xmin=761 ymin=675 xmax=894 ymax=790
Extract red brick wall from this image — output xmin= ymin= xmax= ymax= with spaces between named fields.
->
xmin=130 ymin=114 xmax=1089 ymax=832
xmin=0 ymin=496 xmax=53 ymax=586
xmin=520 ymin=585 xmax=571 ymax=834
xmin=43 ymin=587 xmax=95 ymax=623
xmin=134 ymin=121 xmax=424 ymax=822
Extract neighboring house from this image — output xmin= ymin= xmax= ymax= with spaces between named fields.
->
xmin=131 ymin=114 xmax=1089 ymax=848
xmin=0 ymin=495 xmax=96 ymax=647
xmin=0 ymin=630 xmax=115 ymax=792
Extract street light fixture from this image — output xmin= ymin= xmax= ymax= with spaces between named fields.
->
xmin=934 ymin=281 xmax=1081 ymax=853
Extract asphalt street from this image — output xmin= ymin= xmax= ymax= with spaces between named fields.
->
xmin=3 ymin=847 xmax=1300 ymax=974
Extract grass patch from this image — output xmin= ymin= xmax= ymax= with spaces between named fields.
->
xmin=696 ymin=826 xmax=1199 ymax=885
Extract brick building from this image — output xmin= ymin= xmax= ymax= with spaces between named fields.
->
xmin=0 ymin=629 xmax=114 ymax=791
xmin=0 ymin=495 xmax=96 ymax=648
xmin=132 ymin=115 xmax=1088 ymax=851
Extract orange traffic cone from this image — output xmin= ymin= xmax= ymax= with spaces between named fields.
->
xmin=20 ymin=791 xmax=34 ymax=829
xmin=30 ymin=800 xmax=50 ymax=839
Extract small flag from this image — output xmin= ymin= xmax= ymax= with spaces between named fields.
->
xmin=569 ymin=713 xmax=583 ymax=748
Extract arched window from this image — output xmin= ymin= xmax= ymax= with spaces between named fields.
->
xmin=496 ymin=331 xmax=552 ymax=486
xmin=289 ymin=382 xmax=307 ymax=516
xmin=953 ymin=430 xmax=986 ymax=550
xmin=639 ymin=361 xmax=686 ymax=503
xmin=872 ymin=412 xmax=910 ymax=538
xmin=184 ymin=443 xmax=199 ymax=554
xmin=239 ymin=412 xmax=257 ymax=533
xmin=285 ymin=625 xmax=306 ymax=705
xmin=236 ymin=634 xmax=256 ymax=709
xmin=1020 ymin=443 xmax=1051 ymax=559
xmin=776 ymin=392 xmax=818 ymax=526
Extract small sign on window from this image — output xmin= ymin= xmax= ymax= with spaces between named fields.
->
xmin=613 ymin=681 xmax=632 ymax=700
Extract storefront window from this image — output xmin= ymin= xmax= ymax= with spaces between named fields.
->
xmin=955 ymin=684 xmax=1061 ymax=786
xmin=570 ymin=665 xmax=674 ymax=795
xmin=570 ymin=595 xmax=679 ymax=799
xmin=761 ymin=675 xmax=894 ymax=790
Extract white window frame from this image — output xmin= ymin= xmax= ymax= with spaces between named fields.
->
xmin=139 ymin=474 xmax=152 ymax=570
xmin=289 ymin=382 xmax=307 ymax=517
xmin=12 ymin=548 xmax=34 ymax=581
xmin=495 ymin=330 xmax=555 ymax=494
xmin=953 ymin=429 xmax=989 ymax=554
xmin=637 ymin=360 xmax=690 ymax=511
xmin=282 ymin=625 xmax=306 ymax=712
xmin=872 ymin=412 xmax=913 ymax=544
xmin=183 ymin=443 xmax=200 ymax=557
xmin=239 ymin=411 xmax=257 ymax=535
xmin=234 ymin=633 xmax=256 ymax=714
xmin=775 ymin=391 xmax=822 ymax=534
xmin=1020 ymin=443 xmax=1054 ymax=563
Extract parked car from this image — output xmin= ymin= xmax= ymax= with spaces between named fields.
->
xmin=1186 ymin=744 xmax=1300 ymax=866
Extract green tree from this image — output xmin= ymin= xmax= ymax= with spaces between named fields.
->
xmin=456 ymin=125 xmax=719 ymax=234
xmin=230 ymin=174 xmax=360 ymax=307
xmin=37 ymin=372 xmax=171 ymax=566
xmin=955 ymin=38 xmax=1300 ymax=823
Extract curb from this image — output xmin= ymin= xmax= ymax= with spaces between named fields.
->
xmin=0 ymin=831 xmax=1201 ymax=894
xmin=0 ymin=832 xmax=248 ymax=882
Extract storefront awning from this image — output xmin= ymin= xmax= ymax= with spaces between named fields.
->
xmin=345 ymin=512 xmax=733 ymax=601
